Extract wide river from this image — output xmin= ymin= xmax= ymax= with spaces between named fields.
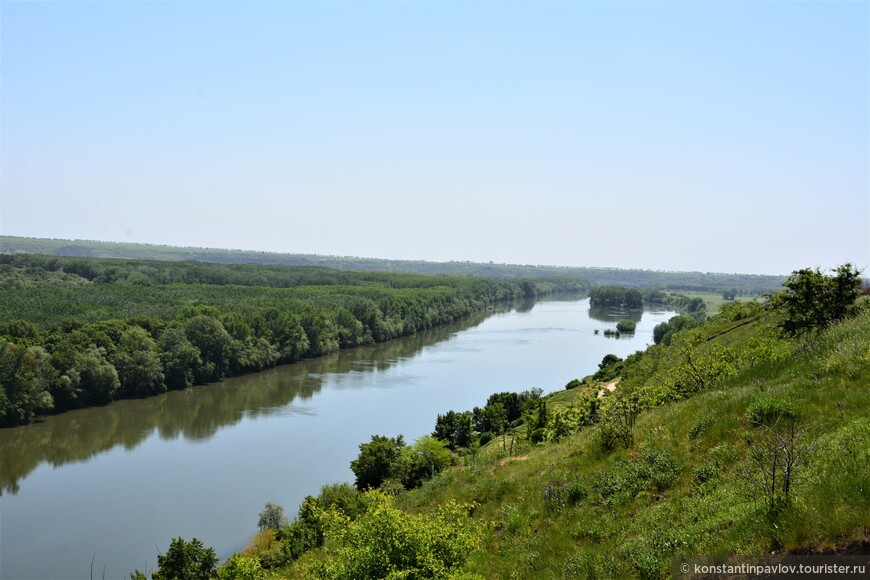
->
xmin=0 ymin=297 xmax=676 ymax=579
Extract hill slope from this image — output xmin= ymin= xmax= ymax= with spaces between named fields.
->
xmin=388 ymin=304 xmax=870 ymax=578
xmin=264 ymin=299 xmax=869 ymax=579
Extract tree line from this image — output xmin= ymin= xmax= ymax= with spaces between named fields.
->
xmin=0 ymin=255 xmax=584 ymax=427
xmin=2 ymin=235 xmax=788 ymax=293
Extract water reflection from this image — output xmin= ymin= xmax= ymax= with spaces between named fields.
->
xmin=0 ymin=306 xmax=508 ymax=495
xmin=587 ymin=305 xmax=644 ymax=323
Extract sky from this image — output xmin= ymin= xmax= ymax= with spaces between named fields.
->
xmin=1 ymin=1 xmax=867 ymax=276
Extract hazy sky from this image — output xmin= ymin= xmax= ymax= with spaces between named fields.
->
xmin=2 ymin=1 xmax=867 ymax=275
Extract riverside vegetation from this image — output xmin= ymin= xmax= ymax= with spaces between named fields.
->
xmin=134 ymin=264 xmax=869 ymax=579
xmin=0 ymin=253 xmax=584 ymax=427
xmin=1 ymin=235 xmax=786 ymax=294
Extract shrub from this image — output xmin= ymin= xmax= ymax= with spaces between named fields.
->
xmin=152 ymin=537 xmax=218 ymax=580
xmin=257 ymin=501 xmax=288 ymax=531
xmin=689 ymin=414 xmax=713 ymax=440
xmin=772 ymin=263 xmax=862 ymax=335
xmin=746 ymin=397 xmax=796 ymax=427
xmin=216 ymin=554 xmax=266 ymax=580
xmin=300 ymin=491 xmax=480 ymax=579
xmin=616 ymin=319 xmax=636 ymax=332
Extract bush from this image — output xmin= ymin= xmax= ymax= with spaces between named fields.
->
xmin=773 ymin=263 xmax=862 ymax=335
xmin=350 ymin=434 xmax=405 ymax=491
xmin=216 ymin=554 xmax=266 ymax=580
xmin=746 ymin=397 xmax=796 ymax=427
xmin=257 ymin=501 xmax=288 ymax=531
xmin=616 ymin=319 xmax=636 ymax=332
xmin=689 ymin=414 xmax=713 ymax=440
xmin=300 ymin=490 xmax=480 ymax=579
xmin=152 ymin=537 xmax=218 ymax=580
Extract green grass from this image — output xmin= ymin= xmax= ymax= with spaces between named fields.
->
xmin=677 ymin=291 xmax=761 ymax=315
xmin=387 ymin=307 xmax=870 ymax=579
xmin=245 ymin=301 xmax=869 ymax=579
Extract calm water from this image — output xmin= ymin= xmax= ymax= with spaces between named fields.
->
xmin=0 ymin=297 xmax=675 ymax=579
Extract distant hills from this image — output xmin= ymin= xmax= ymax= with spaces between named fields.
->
xmin=0 ymin=235 xmax=785 ymax=293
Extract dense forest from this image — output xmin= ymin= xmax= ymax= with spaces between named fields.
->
xmin=1 ymin=236 xmax=786 ymax=294
xmin=141 ymin=264 xmax=870 ymax=579
xmin=0 ymin=254 xmax=583 ymax=427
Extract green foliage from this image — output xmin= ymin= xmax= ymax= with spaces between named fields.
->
xmin=2 ymin=235 xmax=788 ymax=293
xmin=258 ymin=501 xmax=289 ymax=531
xmin=593 ymin=354 xmax=623 ymax=381
xmin=598 ymin=354 xmax=620 ymax=370
xmin=688 ymin=414 xmax=713 ymax=440
xmin=62 ymin=345 xmax=121 ymax=405
xmin=350 ymin=434 xmax=406 ymax=491
xmin=113 ymin=326 xmax=165 ymax=397
xmin=744 ymin=415 xmax=816 ymax=515
xmin=717 ymin=299 xmax=762 ymax=322
xmin=203 ymin=277 xmax=870 ymax=578
xmin=0 ymin=340 xmax=55 ymax=426
xmin=598 ymin=391 xmax=643 ymax=451
xmin=399 ymin=436 xmax=455 ymax=489
xmin=298 ymin=490 xmax=480 ymax=579
xmin=544 ymin=395 xmax=597 ymax=442
xmin=590 ymin=450 xmax=682 ymax=507
xmin=615 ymin=319 xmax=636 ymax=332
xmin=433 ymin=410 xmax=473 ymax=450
xmin=1 ymin=254 xmax=583 ymax=425
xmin=158 ymin=328 xmax=202 ymax=390
xmin=589 ymin=286 xmax=643 ymax=308
xmin=216 ymin=554 xmax=266 ymax=580
xmin=652 ymin=314 xmax=698 ymax=345
xmin=772 ymin=263 xmax=862 ymax=335
xmin=563 ymin=378 xmax=582 ymax=390
xmin=266 ymin=483 xmax=367 ymax=567
xmin=746 ymin=397 xmax=796 ymax=427
xmin=152 ymin=537 xmax=218 ymax=580
xmin=358 ymin=294 xmax=870 ymax=579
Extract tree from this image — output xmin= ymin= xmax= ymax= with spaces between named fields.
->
xmin=350 ymin=434 xmax=405 ymax=491
xmin=528 ymin=399 xmax=549 ymax=443
xmin=616 ymin=319 xmax=636 ymax=332
xmin=433 ymin=410 xmax=473 ymax=450
xmin=399 ymin=435 xmax=455 ymax=488
xmin=113 ymin=326 xmax=165 ymax=397
xmin=745 ymin=403 xmax=817 ymax=515
xmin=599 ymin=354 xmax=621 ymax=370
xmin=773 ymin=263 xmax=863 ymax=335
xmin=152 ymin=537 xmax=218 ymax=580
xmin=258 ymin=501 xmax=288 ymax=531
xmin=653 ymin=321 xmax=669 ymax=345
xmin=62 ymin=345 xmax=120 ymax=405
xmin=216 ymin=554 xmax=266 ymax=580
xmin=184 ymin=315 xmax=233 ymax=382
xmin=589 ymin=287 xmax=644 ymax=308
xmin=472 ymin=402 xmax=507 ymax=435
xmin=0 ymin=340 xmax=55 ymax=426
xmin=158 ymin=328 xmax=202 ymax=390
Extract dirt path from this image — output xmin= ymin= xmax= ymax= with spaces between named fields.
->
xmin=597 ymin=377 xmax=621 ymax=399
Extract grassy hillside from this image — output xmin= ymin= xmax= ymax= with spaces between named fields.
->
xmin=388 ymin=304 xmax=870 ymax=578
xmin=238 ymin=292 xmax=869 ymax=579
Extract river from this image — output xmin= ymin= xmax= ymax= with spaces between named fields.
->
xmin=0 ymin=297 xmax=676 ymax=579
